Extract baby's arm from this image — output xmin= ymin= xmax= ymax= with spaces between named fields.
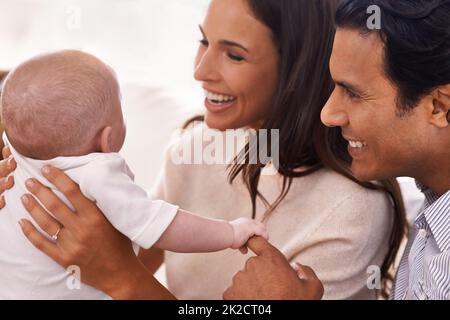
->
xmin=153 ymin=209 xmax=268 ymax=253
xmin=81 ymin=155 xmax=267 ymax=253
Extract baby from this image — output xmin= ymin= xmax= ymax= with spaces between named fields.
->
xmin=0 ymin=50 xmax=267 ymax=299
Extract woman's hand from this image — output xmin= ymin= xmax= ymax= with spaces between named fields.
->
xmin=19 ymin=165 xmax=175 ymax=299
xmin=0 ymin=146 xmax=17 ymax=208
xmin=223 ymin=237 xmax=324 ymax=300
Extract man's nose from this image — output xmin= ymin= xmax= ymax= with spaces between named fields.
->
xmin=321 ymin=92 xmax=349 ymax=128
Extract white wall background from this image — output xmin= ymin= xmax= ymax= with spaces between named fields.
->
xmin=0 ymin=0 xmax=208 ymax=89
xmin=0 ymin=0 xmax=210 ymax=190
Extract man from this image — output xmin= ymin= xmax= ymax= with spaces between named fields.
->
xmin=224 ymin=0 xmax=449 ymax=300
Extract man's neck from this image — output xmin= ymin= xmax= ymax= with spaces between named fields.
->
xmin=414 ymin=163 xmax=450 ymax=197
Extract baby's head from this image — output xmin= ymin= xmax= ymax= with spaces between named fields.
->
xmin=1 ymin=50 xmax=126 ymax=160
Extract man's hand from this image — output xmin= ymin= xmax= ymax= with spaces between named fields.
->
xmin=223 ymin=237 xmax=324 ymax=300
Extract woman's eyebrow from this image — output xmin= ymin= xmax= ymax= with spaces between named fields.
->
xmin=199 ymin=25 xmax=249 ymax=53
xmin=219 ymin=40 xmax=249 ymax=53
xmin=199 ymin=25 xmax=207 ymax=39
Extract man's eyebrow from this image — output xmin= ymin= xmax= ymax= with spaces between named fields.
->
xmin=198 ymin=25 xmax=249 ymax=53
xmin=335 ymin=80 xmax=366 ymax=95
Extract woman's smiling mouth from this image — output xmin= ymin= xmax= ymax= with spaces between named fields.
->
xmin=204 ymin=89 xmax=237 ymax=113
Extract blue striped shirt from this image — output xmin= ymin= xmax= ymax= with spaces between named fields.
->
xmin=391 ymin=184 xmax=450 ymax=300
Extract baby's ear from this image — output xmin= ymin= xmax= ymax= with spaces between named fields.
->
xmin=99 ymin=126 xmax=113 ymax=153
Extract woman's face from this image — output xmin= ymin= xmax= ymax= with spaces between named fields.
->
xmin=194 ymin=0 xmax=279 ymax=131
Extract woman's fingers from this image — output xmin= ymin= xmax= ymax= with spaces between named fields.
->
xmin=0 ymin=176 xmax=14 ymax=208
xmin=41 ymin=166 xmax=94 ymax=215
xmin=0 ymin=195 xmax=5 ymax=209
xmin=2 ymin=146 xmax=11 ymax=159
xmin=0 ymin=175 xmax=14 ymax=193
xmin=24 ymin=178 xmax=75 ymax=228
xmin=21 ymin=194 xmax=62 ymax=238
xmin=0 ymin=156 xmax=16 ymax=178
xmin=18 ymin=219 xmax=63 ymax=266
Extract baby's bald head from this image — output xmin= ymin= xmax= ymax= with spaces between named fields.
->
xmin=1 ymin=50 xmax=124 ymax=159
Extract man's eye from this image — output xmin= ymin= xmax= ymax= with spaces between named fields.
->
xmin=345 ymin=88 xmax=360 ymax=99
xmin=227 ymin=52 xmax=244 ymax=62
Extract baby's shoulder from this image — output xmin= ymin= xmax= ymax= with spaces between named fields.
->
xmin=82 ymin=152 xmax=127 ymax=167
xmin=73 ymin=152 xmax=134 ymax=181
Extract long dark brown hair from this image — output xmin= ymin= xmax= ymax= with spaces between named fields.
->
xmin=185 ymin=0 xmax=407 ymax=298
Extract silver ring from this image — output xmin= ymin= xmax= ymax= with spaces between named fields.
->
xmin=51 ymin=227 xmax=61 ymax=241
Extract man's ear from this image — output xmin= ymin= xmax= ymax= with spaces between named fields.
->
xmin=430 ymin=84 xmax=450 ymax=128
xmin=99 ymin=126 xmax=113 ymax=153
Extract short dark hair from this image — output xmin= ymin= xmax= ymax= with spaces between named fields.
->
xmin=336 ymin=0 xmax=450 ymax=112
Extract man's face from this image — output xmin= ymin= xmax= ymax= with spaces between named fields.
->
xmin=321 ymin=29 xmax=431 ymax=182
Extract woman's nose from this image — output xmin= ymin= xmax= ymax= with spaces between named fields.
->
xmin=194 ymin=49 xmax=220 ymax=82
xmin=321 ymin=93 xmax=349 ymax=128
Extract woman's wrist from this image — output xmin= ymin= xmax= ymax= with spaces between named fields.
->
xmin=106 ymin=257 xmax=175 ymax=300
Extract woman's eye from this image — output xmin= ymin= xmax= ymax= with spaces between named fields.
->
xmin=199 ymin=39 xmax=209 ymax=47
xmin=227 ymin=52 xmax=244 ymax=62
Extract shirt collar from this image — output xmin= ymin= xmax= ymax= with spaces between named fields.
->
xmin=415 ymin=181 xmax=441 ymax=206
xmin=415 ymin=181 xmax=450 ymax=252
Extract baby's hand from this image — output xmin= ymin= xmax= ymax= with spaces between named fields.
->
xmin=229 ymin=218 xmax=268 ymax=254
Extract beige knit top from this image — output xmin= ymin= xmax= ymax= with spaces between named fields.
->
xmin=152 ymin=124 xmax=393 ymax=300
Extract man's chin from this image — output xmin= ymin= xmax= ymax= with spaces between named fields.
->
xmin=350 ymin=163 xmax=380 ymax=182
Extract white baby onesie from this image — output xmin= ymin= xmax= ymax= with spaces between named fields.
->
xmin=0 ymin=134 xmax=178 ymax=299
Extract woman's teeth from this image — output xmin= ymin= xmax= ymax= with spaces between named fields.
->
xmin=205 ymin=90 xmax=237 ymax=104
xmin=349 ymin=140 xmax=367 ymax=149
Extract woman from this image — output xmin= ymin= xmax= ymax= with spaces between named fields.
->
xmin=1 ymin=0 xmax=406 ymax=299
